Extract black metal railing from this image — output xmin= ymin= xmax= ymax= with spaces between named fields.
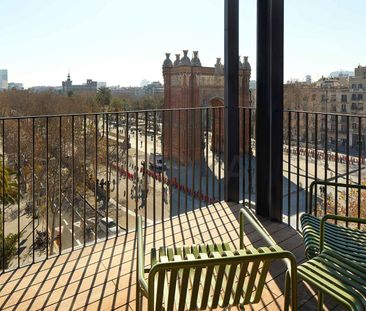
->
xmin=1 ymin=106 xmax=257 ymax=273
xmin=239 ymin=107 xmax=256 ymax=205
xmin=2 ymin=106 xmax=366 ymax=273
xmin=309 ymin=180 xmax=366 ymax=226
xmin=283 ymin=110 xmax=366 ymax=230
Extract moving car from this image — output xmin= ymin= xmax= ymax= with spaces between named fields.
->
xmin=98 ymin=217 xmax=124 ymax=235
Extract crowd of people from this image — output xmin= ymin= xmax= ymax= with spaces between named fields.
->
xmin=284 ymin=146 xmax=365 ymax=165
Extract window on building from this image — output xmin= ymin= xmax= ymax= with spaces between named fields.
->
xmin=321 ymin=94 xmax=326 ymax=102
xmin=341 ymin=104 xmax=347 ymax=112
xmin=352 ymin=94 xmax=357 ymax=100
xmin=358 ymin=84 xmax=363 ymax=89
xmin=312 ymin=94 xmax=316 ymax=101
xmin=352 ymin=103 xmax=357 ymax=110
xmin=358 ymin=94 xmax=363 ymax=100
xmin=341 ymin=95 xmax=347 ymax=102
xmin=352 ymin=84 xmax=357 ymax=89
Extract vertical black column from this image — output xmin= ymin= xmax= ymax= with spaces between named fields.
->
xmin=269 ymin=0 xmax=284 ymax=221
xmin=256 ymin=0 xmax=271 ymax=217
xmin=224 ymin=0 xmax=240 ymax=202
xmin=256 ymin=0 xmax=284 ymax=220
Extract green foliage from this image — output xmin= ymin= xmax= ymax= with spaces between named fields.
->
xmin=0 ymin=217 xmax=18 ymax=270
xmin=109 ymin=98 xmax=124 ymax=112
xmin=0 ymin=89 xmax=101 ymax=117
xmin=0 ymin=159 xmax=18 ymax=205
xmin=96 ymin=87 xmax=112 ymax=107
xmin=102 ymin=93 xmax=164 ymax=112
xmin=0 ymin=159 xmax=19 ymax=270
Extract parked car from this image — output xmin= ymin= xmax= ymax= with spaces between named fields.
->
xmin=148 ymin=153 xmax=166 ymax=172
xmin=98 ymin=217 xmax=124 ymax=235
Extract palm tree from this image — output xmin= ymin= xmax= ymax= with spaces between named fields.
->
xmin=96 ymin=87 xmax=111 ymax=107
xmin=0 ymin=158 xmax=18 ymax=205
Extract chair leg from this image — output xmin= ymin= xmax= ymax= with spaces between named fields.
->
xmin=317 ymin=291 xmax=324 ymax=311
xmin=284 ymin=271 xmax=290 ymax=311
xmin=136 ymin=286 xmax=142 ymax=311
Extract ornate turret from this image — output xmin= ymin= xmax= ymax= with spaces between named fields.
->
xmin=62 ymin=72 xmax=73 ymax=93
xmin=191 ymin=51 xmax=202 ymax=67
xmin=162 ymin=53 xmax=173 ymax=68
xmin=239 ymin=56 xmax=244 ymax=69
xmin=214 ymin=58 xmax=224 ymax=75
xmin=174 ymin=54 xmax=181 ymax=66
xmin=179 ymin=50 xmax=191 ymax=66
xmin=242 ymin=56 xmax=251 ymax=70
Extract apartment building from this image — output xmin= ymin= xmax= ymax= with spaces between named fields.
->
xmin=284 ymin=65 xmax=366 ymax=150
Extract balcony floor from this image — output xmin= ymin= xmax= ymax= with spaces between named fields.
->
xmin=0 ymin=202 xmax=341 ymax=310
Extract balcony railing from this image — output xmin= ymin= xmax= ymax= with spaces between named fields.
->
xmin=1 ymin=107 xmax=366 ymax=274
xmin=284 ymin=110 xmax=366 ymax=230
xmin=1 ymin=106 xmax=258 ymax=273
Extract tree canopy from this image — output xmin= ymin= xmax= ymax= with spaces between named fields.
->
xmin=96 ymin=87 xmax=112 ymax=107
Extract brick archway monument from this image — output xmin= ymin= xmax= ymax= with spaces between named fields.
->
xmin=162 ymin=50 xmax=251 ymax=163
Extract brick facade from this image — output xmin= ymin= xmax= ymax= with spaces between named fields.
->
xmin=162 ymin=51 xmax=251 ymax=163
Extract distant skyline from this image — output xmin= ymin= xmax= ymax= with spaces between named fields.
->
xmin=1 ymin=0 xmax=366 ymax=88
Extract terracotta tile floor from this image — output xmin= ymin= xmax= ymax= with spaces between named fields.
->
xmin=0 ymin=202 xmax=340 ymax=310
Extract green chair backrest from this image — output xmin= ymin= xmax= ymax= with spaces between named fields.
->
xmin=147 ymin=243 xmax=292 ymax=311
xmin=137 ymin=208 xmax=297 ymax=311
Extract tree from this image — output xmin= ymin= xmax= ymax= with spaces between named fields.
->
xmin=315 ymin=183 xmax=366 ymax=230
xmin=0 ymin=158 xmax=18 ymax=205
xmin=96 ymin=87 xmax=112 ymax=107
xmin=0 ymin=215 xmax=17 ymax=270
xmin=0 ymin=159 xmax=19 ymax=270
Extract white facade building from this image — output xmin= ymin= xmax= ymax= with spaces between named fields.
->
xmin=0 ymin=70 xmax=8 ymax=91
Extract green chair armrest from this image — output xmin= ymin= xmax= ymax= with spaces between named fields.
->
xmin=239 ymin=206 xmax=276 ymax=249
xmin=309 ymin=179 xmax=366 ymax=215
xmin=239 ymin=206 xmax=297 ymax=299
xmin=320 ymin=214 xmax=366 ymax=252
xmin=137 ymin=215 xmax=149 ymax=297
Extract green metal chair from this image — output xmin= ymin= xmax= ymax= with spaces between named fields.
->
xmin=298 ymin=250 xmax=366 ymax=311
xmin=301 ymin=213 xmax=366 ymax=264
xmin=301 ymin=180 xmax=366 ymax=264
xmin=298 ymin=180 xmax=366 ymax=310
xmin=136 ymin=207 xmax=297 ymax=311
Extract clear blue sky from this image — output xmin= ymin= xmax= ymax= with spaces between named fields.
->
xmin=1 ymin=0 xmax=365 ymax=88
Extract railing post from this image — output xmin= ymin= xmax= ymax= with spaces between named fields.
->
xmin=224 ymin=0 xmax=240 ymax=203
xmin=256 ymin=0 xmax=271 ymax=217
xmin=270 ymin=0 xmax=284 ymax=221
xmin=256 ymin=0 xmax=284 ymax=220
